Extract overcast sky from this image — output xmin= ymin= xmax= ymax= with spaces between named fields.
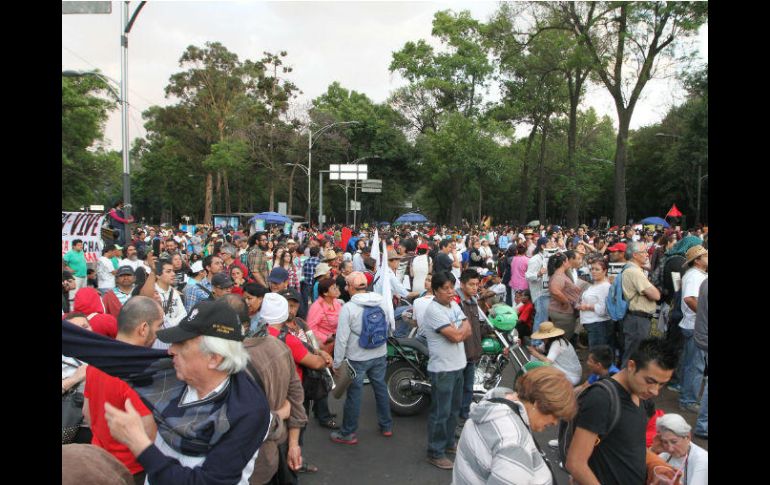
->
xmin=62 ymin=1 xmax=708 ymax=151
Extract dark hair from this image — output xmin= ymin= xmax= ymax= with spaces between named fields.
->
xmin=629 ymin=337 xmax=679 ymax=371
xmin=521 ymin=289 xmax=531 ymax=300
xmin=439 ymin=239 xmax=452 ymax=250
xmin=516 ymin=244 xmax=527 ymax=256
xmin=364 ymin=257 xmax=377 ymax=271
xmin=589 ymin=345 xmax=614 ymax=370
xmin=544 ymin=335 xmax=570 ymax=354
xmin=221 ymin=294 xmax=250 ymax=324
xmin=72 ymin=239 xmax=83 ymax=247
xmin=118 ymin=296 xmax=162 ymax=335
xmin=590 ymin=258 xmax=608 ymax=272
xmin=318 ymin=278 xmax=337 ymax=297
xmin=203 ymin=255 xmax=219 ymax=272
xmin=460 ymin=269 xmax=480 ymax=284
xmin=547 ymin=252 xmax=567 ymax=277
xmin=565 ymin=250 xmax=578 ymax=261
xmin=243 ymin=282 xmax=268 ymax=298
xmin=431 ymin=271 xmax=456 ymax=292
xmin=87 ymin=268 xmax=96 ymax=275
xmin=402 ymin=238 xmax=417 ymax=252
xmin=248 ymin=233 xmax=259 ymax=247
xmin=309 ymin=246 xmax=320 ymax=257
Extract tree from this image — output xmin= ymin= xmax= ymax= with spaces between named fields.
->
xmin=554 ymin=1 xmax=708 ymax=226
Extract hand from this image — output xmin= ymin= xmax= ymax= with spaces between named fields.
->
xmin=74 ymin=364 xmax=87 ymax=381
xmin=287 ymin=443 xmax=302 ymax=471
xmin=319 ymin=350 xmax=333 ymax=368
xmin=104 ymin=399 xmax=153 ymax=456
xmin=539 ymin=267 xmax=547 ymax=276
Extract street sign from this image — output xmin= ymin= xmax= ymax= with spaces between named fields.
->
xmin=349 ymin=200 xmax=361 ymax=211
xmin=330 ymin=164 xmax=368 ymax=181
xmin=361 ymin=178 xmax=382 ymax=193
xmin=278 ymin=202 xmax=287 ymax=215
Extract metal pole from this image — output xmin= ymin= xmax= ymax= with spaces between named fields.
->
xmin=120 ymin=2 xmax=131 ymax=217
xmin=353 ymin=178 xmax=358 ymax=228
xmin=319 ymin=170 xmax=323 ymax=227
xmin=345 ymin=180 xmax=350 ymax=226
xmin=307 ymin=130 xmax=313 ymax=227
xmin=696 ymin=163 xmax=702 ymax=225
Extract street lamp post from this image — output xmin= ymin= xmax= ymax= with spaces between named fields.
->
xmin=306 ymin=121 xmax=361 ymax=225
xmin=348 ymin=155 xmax=382 ymax=228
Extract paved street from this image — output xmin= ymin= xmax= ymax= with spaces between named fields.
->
xmin=300 ymin=348 xmax=706 ymax=484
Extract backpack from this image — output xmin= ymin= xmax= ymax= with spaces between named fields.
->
xmin=557 ymin=378 xmax=622 ymax=466
xmin=606 ymin=264 xmax=631 ymax=321
xmin=351 ymin=303 xmax=388 ymax=349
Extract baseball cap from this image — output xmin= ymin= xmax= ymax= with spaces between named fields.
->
xmin=156 ymin=300 xmax=243 ymax=344
xmin=211 ymin=273 xmax=234 ymax=288
xmin=417 ymin=242 xmax=429 ymax=250
xmin=190 ymin=261 xmax=204 ymax=274
xmin=116 ymin=265 xmax=134 ymax=277
xmin=607 ymin=242 xmax=627 ymax=253
xmin=278 ymin=288 xmax=302 ymax=303
xmin=268 ymin=267 xmax=289 ymax=284
xmin=260 ymin=293 xmax=289 ymax=324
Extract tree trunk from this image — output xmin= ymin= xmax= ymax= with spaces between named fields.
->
xmin=566 ymin=78 xmax=581 ymax=228
xmin=518 ymin=122 xmax=539 ymax=224
xmin=288 ymin=164 xmax=297 ymax=215
xmin=223 ymin=170 xmax=232 ymax=214
xmin=269 ymin=177 xmax=275 ymax=212
xmin=214 ymin=171 xmax=222 ymax=214
xmin=613 ymin=109 xmax=631 ymax=226
xmin=204 ymin=173 xmax=213 ymax=224
xmin=537 ymin=119 xmax=549 ymax=223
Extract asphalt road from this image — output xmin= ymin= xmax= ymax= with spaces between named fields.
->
xmin=298 ymin=348 xmax=707 ymax=485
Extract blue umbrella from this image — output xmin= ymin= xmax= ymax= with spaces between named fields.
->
xmin=248 ymin=212 xmax=292 ymax=225
xmin=640 ymin=216 xmax=670 ymax=228
xmin=394 ymin=212 xmax=428 ymax=224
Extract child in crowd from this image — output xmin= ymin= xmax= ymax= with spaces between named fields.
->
xmin=574 ymin=344 xmax=619 ymax=394
xmin=516 ymin=290 xmax=534 ymax=344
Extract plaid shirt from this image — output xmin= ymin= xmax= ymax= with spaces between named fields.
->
xmin=302 ymin=256 xmax=320 ymax=284
xmin=286 ymin=265 xmax=300 ymax=290
xmin=248 ymin=247 xmax=269 ymax=283
xmin=183 ymin=278 xmax=213 ymax=314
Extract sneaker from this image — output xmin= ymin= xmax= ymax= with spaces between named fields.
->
xmin=445 ymin=446 xmax=457 ymax=455
xmin=667 ymin=384 xmax=682 ymax=393
xmin=427 ymin=456 xmax=454 ymax=470
xmin=679 ymin=402 xmax=701 ymax=413
xmin=330 ymin=431 xmax=358 ymax=445
xmin=548 ymin=439 xmax=559 ymax=448
xmin=381 ymin=429 xmax=393 ymax=437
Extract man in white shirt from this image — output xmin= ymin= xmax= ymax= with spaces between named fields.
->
xmin=97 ymin=244 xmax=119 ymax=293
xmin=678 ymin=245 xmax=708 ymax=413
xmin=154 ymin=260 xmax=188 ymax=350
xmin=413 ymin=273 xmax=434 ymax=342
xmin=120 ymin=244 xmax=152 ymax=273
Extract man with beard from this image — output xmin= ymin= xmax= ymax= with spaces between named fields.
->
xmin=248 ymin=232 xmax=271 ymax=287
xmin=120 ymin=245 xmax=150 ymax=273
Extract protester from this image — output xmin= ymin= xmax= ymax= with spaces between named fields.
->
xmin=62 ymin=271 xmax=77 ymax=314
xmin=526 ymin=236 xmax=553 ymax=339
xmin=620 ymin=242 xmax=661 ymax=366
xmin=693 ymin=279 xmax=708 ymax=439
xmin=64 ymin=239 xmax=89 ymax=289
xmin=248 ymin=232 xmax=271 ymax=287
xmin=97 ymin=244 xmax=119 ymax=294
xmin=73 ymin=287 xmax=119 ymax=338
xmin=102 ymin=266 xmax=136 ymax=318
xmin=183 ymin=254 xmax=223 ymax=312
xmin=527 ymin=322 xmax=582 ymax=386
xmin=153 ymin=260 xmax=187 ymax=350
xmin=455 ymin=270 xmax=485 ymax=425
xmin=547 ymin=252 xmax=582 ymax=341
xmin=677 ymin=245 xmax=708 ymax=414
xmin=577 ymin=258 xmax=613 ymax=349
xmin=655 ymin=414 xmax=708 ymax=485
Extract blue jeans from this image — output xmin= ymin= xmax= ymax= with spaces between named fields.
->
xmin=460 ymin=362 xmax=476 ymax=420
xmin=340 ymin=356 xmax=392 ymax=436
xmin=678 ymin=328 xmax=705 ymax=406
xmin=695 ymin=352 xmax=708 ymax=435
xmin=621 ymin=314 xmax=651 ymax=368
xmin=532 ymin=295 xmax=550 ymax=346
xmin=427 ymin=369 xmax=464 ymax=459
xmin=585 ymin=320 xmax=614 ymax=349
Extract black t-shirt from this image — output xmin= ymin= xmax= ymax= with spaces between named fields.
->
xmin=468 ymin=248 xmax=484 ymax=267
xmin=336 ymin=274 xmax=350 ymax=302
xmin=574 ymin=378 xmax=647 ymax=485
xmin=433 ymin=252 xmax=454 ymax=274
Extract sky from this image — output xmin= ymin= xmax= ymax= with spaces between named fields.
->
xmin=62 ymin=1 xmax=708 ymax=151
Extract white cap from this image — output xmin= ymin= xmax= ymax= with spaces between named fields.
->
xmin=190 ymin=261 xmax=204 ymax=273
xmin=260 ymin=293 xmax=289 ymax=324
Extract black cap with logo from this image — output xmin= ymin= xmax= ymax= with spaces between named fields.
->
xmin=156 ymin=300 xmax=244 ymax=344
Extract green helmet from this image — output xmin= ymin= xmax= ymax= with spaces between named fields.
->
xmin=488 ymin=304 xmax=518 ymax=331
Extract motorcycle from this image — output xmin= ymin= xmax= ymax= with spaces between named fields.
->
xmin=385 ymin=300 xmax=533 ymax=416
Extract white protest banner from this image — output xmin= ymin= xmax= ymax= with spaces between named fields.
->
xmin=608 ymin=262 xmax=625 ymax=277
xmin=62 ymin=211 xmax=106 ymax=263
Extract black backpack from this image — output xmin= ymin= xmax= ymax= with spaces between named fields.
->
xmin=557 ymin=378 xmax=622 ymax=466
xmin=277 ymin=322 xmax=332 ymax=401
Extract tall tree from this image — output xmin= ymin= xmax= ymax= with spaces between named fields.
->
xmin=554 ymin=1 xmax=707 ymax=226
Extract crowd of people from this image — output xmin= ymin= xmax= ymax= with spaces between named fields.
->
xmin=62 ymin=220 xmax=708 ymax=484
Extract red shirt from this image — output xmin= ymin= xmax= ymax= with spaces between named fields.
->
xmin=84 ymin=366 xmax=152 ymax=474
xmin=268 ymin=326 xmax=308 ymax=381
xmin=517 ymin=302 xmax=534 ymax=330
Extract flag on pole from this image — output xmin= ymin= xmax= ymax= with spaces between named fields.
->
xmin=666 ymin=204 xmax=683 ymax=218
xmin=370 ymin=228 xmax=380 ymax=264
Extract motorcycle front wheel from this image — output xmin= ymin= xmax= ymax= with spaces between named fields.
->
xmin=385 ymin=360 xmax=431 ymax=416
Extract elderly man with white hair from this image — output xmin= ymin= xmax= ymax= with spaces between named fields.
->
xmin=655 ymin=413 xmax=708 ymax=485
xmin=62 ymin=300 xmax=272 ymax=484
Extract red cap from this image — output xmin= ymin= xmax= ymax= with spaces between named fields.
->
xmin=417 ymin=242 xmax=429 ymax=250
xmin=607 ymin=242 xmax=627 ymax=253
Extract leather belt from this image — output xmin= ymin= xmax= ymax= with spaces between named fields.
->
xmin=628 ymin=310 xmax=653 ymax=318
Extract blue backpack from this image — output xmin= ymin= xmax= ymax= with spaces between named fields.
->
xmin=606 ymin=264 xmax=630 ymax=321
xmin=354 ymin=304 xmax=389 ymax=349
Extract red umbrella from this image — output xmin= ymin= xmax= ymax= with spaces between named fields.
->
xmin=666 ymin=204 xmax=683 ymax=218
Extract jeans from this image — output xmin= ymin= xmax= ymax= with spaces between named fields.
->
xmin=695 ymin=352 xmax=708 ymax=435
xmin=304 ymin=395 xmax=333 ymax=424
xmin=584 ymin=320 xmax=614 ymax=349
xmin=340 ymin=356 xmax=392 ymax=436
xmin=427 ymin=369 xmax=464 ymax=459
xmin=621 ymin=314 xmax=651 ymax=368
xmin=532 ymin=295 xmax=550 ymax=346
xmin=678 ymin=328 xmax=705 ymax=406
xmin=505 ymin=286 xmax=512 ymax=306
xmin=299 ymin=282 xmax=311 ymax=319
xmin=460 ymin=362 xmax=476 ymax=420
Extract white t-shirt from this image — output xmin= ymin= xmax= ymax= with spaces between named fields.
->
xmin=545 ymin=339 xmax=582 ymax=385
xmin=413 ymin=294 xmax=435 ymax=339
xmin=680 ymin=267 xmax=708 ymax=330
xmin=580 ymin=281 xmax=611 ymax=324
xmin=154 ymin=284 xmax=188 ymax=350
xmin=97 ymin=256 xmax=116 ymax=289
xmin=659 ymin=442 xmax=708 ymax=485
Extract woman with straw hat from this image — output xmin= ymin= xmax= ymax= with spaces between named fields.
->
xmin=527 ymin=322 xmax=582 ymax=386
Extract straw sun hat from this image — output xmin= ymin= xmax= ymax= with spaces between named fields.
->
xmin=530 ymin=321 xmax=565 ymax=340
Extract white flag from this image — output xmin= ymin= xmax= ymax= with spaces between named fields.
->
xmin=370 ymin=228 xmax=380 ymax=264
xmin=373 ymin=237 xmax=395 ymax=330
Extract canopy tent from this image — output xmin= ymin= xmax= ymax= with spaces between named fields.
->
xmin=640 ymin=216 xmax=670 ymax=228
xmin=248 ymin=212 xmax=292 ymax=225
xmin=394 ymin=212 xmax=428 ymax=224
